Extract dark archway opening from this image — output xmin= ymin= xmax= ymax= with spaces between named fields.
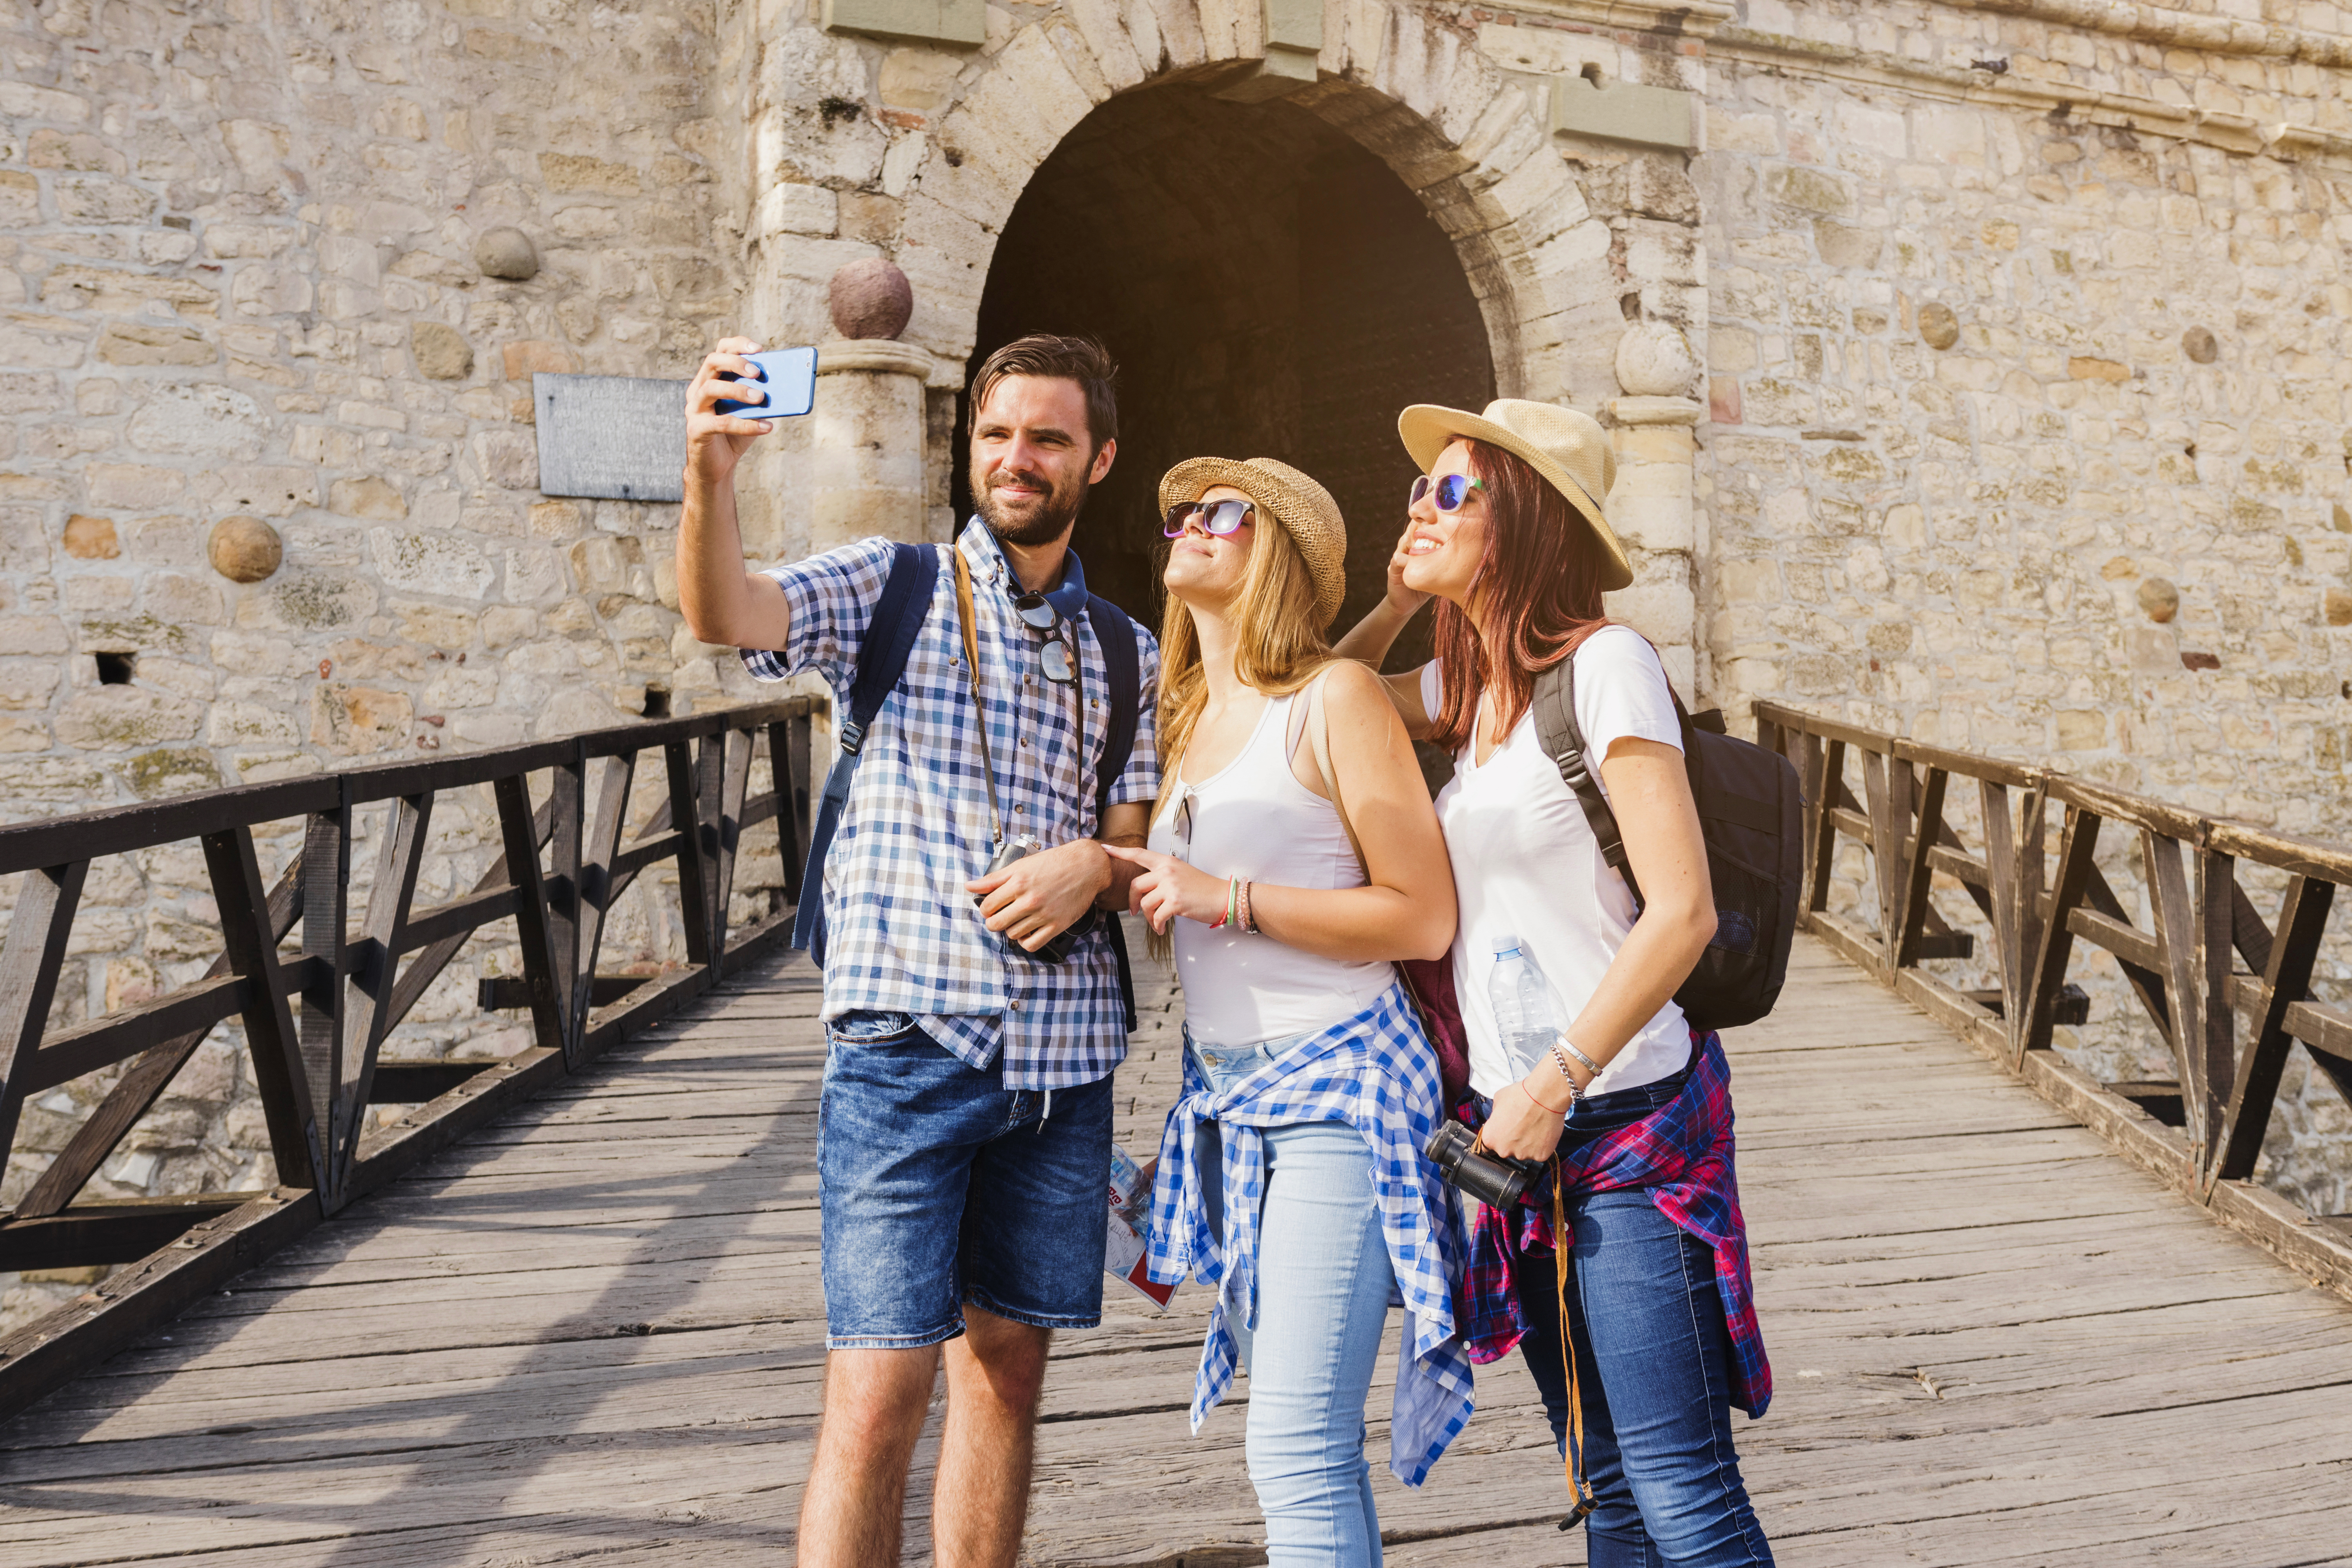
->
xmin=961 ymin=82 xmax=1495 ymax=677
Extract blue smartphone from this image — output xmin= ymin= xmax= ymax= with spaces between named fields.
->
xmin=714 ymin=346 xmax=818 ymax=419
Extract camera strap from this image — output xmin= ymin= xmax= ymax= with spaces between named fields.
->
xmin=951 ymin=548 xmax=1010 ymax=849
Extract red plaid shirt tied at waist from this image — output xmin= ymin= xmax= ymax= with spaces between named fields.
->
xmin=1459 ymin=1030 xmax=1772 ymax=1419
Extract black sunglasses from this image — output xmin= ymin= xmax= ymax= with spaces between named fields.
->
xmin=1162 ymin=499 xmax=1256 ymax=539
xmin=1010 ymin=590 xmax=1076 ymax=684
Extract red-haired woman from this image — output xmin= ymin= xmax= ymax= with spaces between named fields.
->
xmin=1335 ymin=399 xmax=1775 ymax=1567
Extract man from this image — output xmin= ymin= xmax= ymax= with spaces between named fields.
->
xmin=677 ymin=332 xmax=1158 ymax=1568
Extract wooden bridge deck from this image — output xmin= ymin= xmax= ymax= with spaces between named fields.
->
xmin=4 ymin=933 xmax=2351 ymax=1567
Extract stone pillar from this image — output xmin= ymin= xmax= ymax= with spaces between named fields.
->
xmin=1606 ymin=322 xmax=1703 ymax=704
xmin=810 ymin=259 xmax=932 ymax=552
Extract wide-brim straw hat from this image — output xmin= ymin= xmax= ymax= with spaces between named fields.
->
xmin=1157 ymin=456 xmax=1347 ymax=626
xmin=1397 ymin=398 xmax=1630 ymax=591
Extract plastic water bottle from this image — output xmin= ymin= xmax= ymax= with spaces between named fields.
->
xmin=1488 ymin=936 xmax=1558 ymax=1079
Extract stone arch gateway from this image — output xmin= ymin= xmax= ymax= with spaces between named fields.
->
xmin=731 ymin=2 xmax=1651 ymax=657
xmin=959 ymin=79 xmax=1499 ymax=635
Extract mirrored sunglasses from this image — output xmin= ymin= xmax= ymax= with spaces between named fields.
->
xmin=1408 ymin=472 xmax=1484 ymax=512
xmin=1162 ymin=499 xmax=1256 ymax=539
xmin=1011 ymin=590 xmax=1076 ymax=685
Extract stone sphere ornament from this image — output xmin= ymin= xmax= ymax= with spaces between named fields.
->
xmin=2138 ymin=577 xmax=2180 ymax=624
xmin=828 ymin=257 xmax=913 ymax=341
xmin=1613 ymin=320 xmax=1700 ymax=398
xmin=208 ymin=515 xmax=284 ymax=584
xmin=2182 ymin=325 xmax=2219 ymax=364
xmin=1918 ymin=302 xmax=1960 ymax=350
xmin=475 ymin=226 xmax=540 ymax=281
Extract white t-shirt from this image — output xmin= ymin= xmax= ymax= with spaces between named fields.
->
xmin=1423 ymin=626 xmax=1692 ymax=1099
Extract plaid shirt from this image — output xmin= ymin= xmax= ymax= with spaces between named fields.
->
xmin=1145 ymin=984 xmax=1474 ymax=1487
xmin=1459 ymin=1031 xmax=1772 ymax=1419
xmin=742 ymin=521 xmax=1160 ymax=1088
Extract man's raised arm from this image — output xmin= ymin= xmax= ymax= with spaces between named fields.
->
xmin=679 ymin=336 xmax=794 ymax=652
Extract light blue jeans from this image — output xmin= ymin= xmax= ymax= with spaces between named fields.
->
xmin=1201 ymin=1096 xmax=1397 ymax=1568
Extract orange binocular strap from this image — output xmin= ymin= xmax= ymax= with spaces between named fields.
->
xmin=1554 ymin=1162 xmax=1597 ymax=1528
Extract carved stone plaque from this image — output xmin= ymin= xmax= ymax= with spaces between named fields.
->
xmin=532 ymin=374 xmax=692 ymax=502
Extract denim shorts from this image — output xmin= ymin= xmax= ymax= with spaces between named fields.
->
xmin=817 ymin=1011 xmax=1116 ymax=1350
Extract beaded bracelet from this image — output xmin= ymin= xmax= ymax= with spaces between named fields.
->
xmin=1239 ymin=880 xmax=1259 ymax=935
xmin=1210 ymin=876 xmax=1236 ymax=931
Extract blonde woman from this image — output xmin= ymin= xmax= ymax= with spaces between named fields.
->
xmin=1109 ymin=458 xmax=1469 ymax=1567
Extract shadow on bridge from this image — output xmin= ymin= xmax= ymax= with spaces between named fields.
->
xmin=5 ymin=931 xmax=2352 ymax=1566
xmin=0 ymin=958 xmax=832 ymax=1562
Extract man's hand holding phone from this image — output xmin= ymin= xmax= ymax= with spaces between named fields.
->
xmin=686 ymin=338 xmax=795 ymax=490
xmin=679 ymin=337 xmax=815 ymax=654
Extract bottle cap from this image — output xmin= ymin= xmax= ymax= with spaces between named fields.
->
xmin=1492 ymin=935 xmax=1521 ymax=955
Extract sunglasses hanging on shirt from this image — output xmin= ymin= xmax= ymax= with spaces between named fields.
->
xmin=1009 ymin=589 xmax=1076 ymax=684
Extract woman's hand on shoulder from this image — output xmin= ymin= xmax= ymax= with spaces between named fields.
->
xmin=1105 ymin=844 xmax=1230 ymax=935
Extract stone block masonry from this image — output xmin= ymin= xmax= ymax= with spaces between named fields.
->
xmin=0 ymin=0 xmax=762 ymax=1332
xmin=1702 ymin=0 xmax=2352 ymax=1218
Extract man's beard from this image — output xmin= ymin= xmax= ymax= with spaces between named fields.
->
xmin=973 ymin=462 xmax=1091 ymax=547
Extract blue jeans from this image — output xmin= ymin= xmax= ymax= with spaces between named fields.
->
xmin=1203 ymin=1111 xmax=1396 ymax=1568
xmin=1513 ymin=1070 xmax=1774 ymax=1568
xmin=817 ymin=1011 xmax=1114 ymax=1349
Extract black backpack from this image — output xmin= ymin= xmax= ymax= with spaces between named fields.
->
xmin=789 ymin=541 xmax=1145 ymax=1029
xmin=1530 ymin=655 xmax=1800 ymax=1033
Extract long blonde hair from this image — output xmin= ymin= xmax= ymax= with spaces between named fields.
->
xmin=1147 ymin=497 xmax=1334 ymax=962
xmin=1153 ymin=497 xmax=1334 ymax=827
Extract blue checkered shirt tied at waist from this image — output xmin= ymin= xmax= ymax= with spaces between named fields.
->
xmin=1145 ymin=983 xmax=1474 ymax=1486
xmin=740 ymin=520 xmax=1161 ymax=1089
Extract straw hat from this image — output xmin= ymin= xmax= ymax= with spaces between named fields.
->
xmin=1396 ymin=398 xmax=1630 ymax=591
xmin=1157 ymin=457 xmax=1348 ymax=626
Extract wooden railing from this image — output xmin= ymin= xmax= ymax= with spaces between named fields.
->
xmin=1755 ymin=701 xmax=2352 ymax=1292
xmin=0 ymin=697 xmax=823 ymax=1415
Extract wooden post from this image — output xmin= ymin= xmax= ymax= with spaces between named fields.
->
xmin=1894 ymin=767 xmax=1950 ymax=971
xmin=548 ymin=746 xmax=587 ymax=1055
xmin=296 ymin=789 xmax=351 ymax=1207
xmin=336 ymin=791 xmax=434 ymax=1178
xmin=0 ymin=862 xmax=89 ymax=1188
xmin=201 ymin=827 xmax=320 ymax=1191
xmin=665 ymin=739 xmax=716 ymax=970
xmin=1809 ymin=738 xmax=1845 ymax=914
xmin=2209 ymin=873 xmax=2334 ymax=1187
xmin=2142 ymin=828 xmax=2210 ymax=1164
xmin=568 ymin=753 xmax=637 ymax=1063
xmin=2018 ymin=805 xmax=2100 ymax=1067
xmin=493 ymin=775 xmax=568 ymax=1059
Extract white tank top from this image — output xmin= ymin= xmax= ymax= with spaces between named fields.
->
xmin=1146 ymin=690 xmax=1396 ymax=1046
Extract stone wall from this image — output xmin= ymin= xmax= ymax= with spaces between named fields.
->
xmin=6 ymin=0 xmax=2351 ymax=1319
xmin=0 ymin=0 xmax=751 ymax=1331
xmin=1700 ymin=0 xmax=2352 ymax=1212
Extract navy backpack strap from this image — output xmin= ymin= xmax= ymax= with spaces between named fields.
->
xmin=1087 ymin=593 xmax=1142 ymax=1034
xmin=791 ymin=542 xmax=940 ymax=966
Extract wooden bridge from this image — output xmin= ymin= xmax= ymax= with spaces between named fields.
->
xmin=1 ymin=699 xmax=2350 ymax=1564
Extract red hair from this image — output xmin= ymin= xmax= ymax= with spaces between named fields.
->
xmin=1426 ymin=439 xmax=1612 ymax=751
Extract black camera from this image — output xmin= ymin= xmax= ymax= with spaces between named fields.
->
xmin=1425 ymin=1120 xmax=1548 ymax=1209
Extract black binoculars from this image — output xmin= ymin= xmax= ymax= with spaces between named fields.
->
xmin=1425 ymin=1119 xmax=1548 ymax=1209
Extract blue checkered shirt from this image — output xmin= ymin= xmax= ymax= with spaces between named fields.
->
xmin=1145 ymin=983 xmax=1475 ymax=1486
xmin=741 ymin=521 xmax=1160 ymax=1088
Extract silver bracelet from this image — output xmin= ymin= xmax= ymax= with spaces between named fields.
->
xmin=1543 ymin=1043 xmax=1584 ymax=1107
xmin=1555 ymin=1036 xmax=1603 ymax=1080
